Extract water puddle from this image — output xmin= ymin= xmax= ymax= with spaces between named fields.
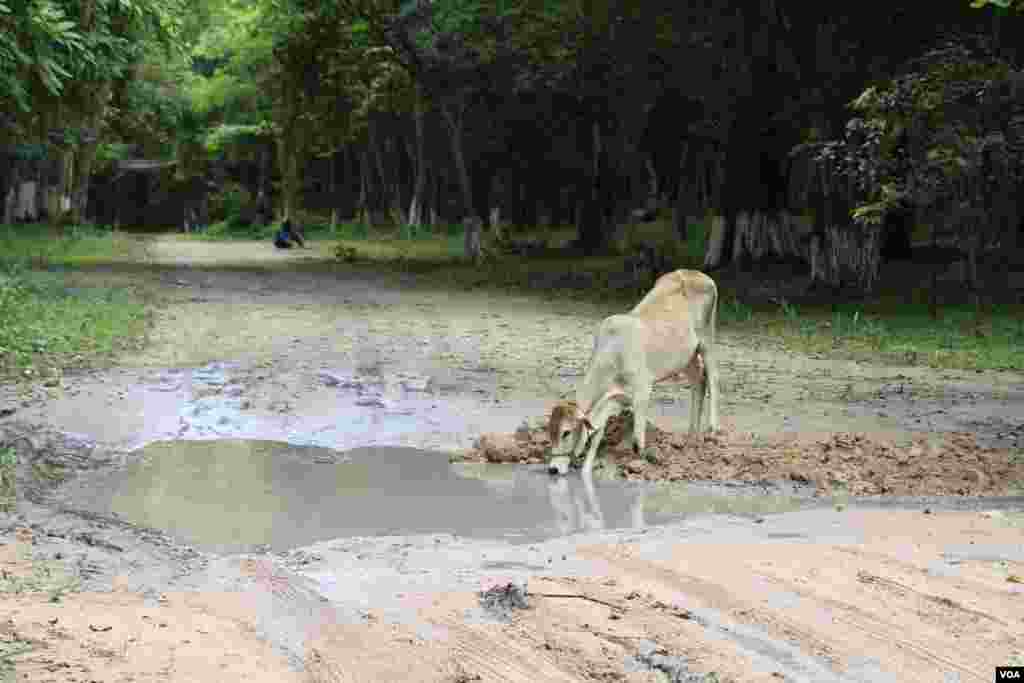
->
xmin=55 ymin=440 xmax=816 ymax=554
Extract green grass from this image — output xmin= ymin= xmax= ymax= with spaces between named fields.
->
xmin=1 ymin=638 xmax=31 ymax=683
xmin=0 ymin=446 xmax=14 ymax=513
xmin=0 ymin=222 xmax=136 ymax=266
xmin=739 ymin=299 xmax=1024 ymax=370
xmin=0 ymin=550 xmax=79 ymax=601
xmin=0 ymin=223 xmax=150 ymax=381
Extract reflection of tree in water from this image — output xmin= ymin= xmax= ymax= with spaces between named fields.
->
xmin=546 ymin=470 xmax=646 ymax=535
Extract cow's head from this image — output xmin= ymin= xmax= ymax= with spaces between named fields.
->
xmin=546 ymin=400 xmax=593 ymax=475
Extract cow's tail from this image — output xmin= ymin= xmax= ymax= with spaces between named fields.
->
xmin=705 ymin=279 xmax=717 ymax=357
xmin=703 ymin=279 xmax=717 ymax=392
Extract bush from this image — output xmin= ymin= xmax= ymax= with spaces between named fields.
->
xmin=207 ymin=183 xmax=250 ymax=223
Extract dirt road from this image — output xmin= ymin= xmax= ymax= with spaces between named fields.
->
xmin=2 ymin=236 xmax=1023 ymax=682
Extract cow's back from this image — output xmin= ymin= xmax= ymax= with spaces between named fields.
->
xmin=630 ymin=269 xmax=716 ymax=322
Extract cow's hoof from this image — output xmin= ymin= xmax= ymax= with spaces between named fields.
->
xmin=547 ymin=456 xmax=571 ymax=476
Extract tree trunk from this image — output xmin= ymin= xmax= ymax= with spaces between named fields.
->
xmin=276 ymin=74 xmax=311 ymax=222
xmin=329 ymin=147 xmax=339 ymax=229
xmin=703 ymin=209 xmax=737 ymax=271
xmin=0 ymin=151 xmax=17 ymax=225
xmin=472 ymin=164 xmax=493 ymax=231
xmin=255 ymin=144 xmax=273 ymax=225
xmin=69 ymin=125 xmax=104 ymax=224
xmin=645 ymin=155 xmax=659 ymax=202
xmin=67 ymin=75 xmax=112 ymax=224
xmin=673 ymin=142 xmax=691 ymax=242
xmin=277 ymin=129 xmax=299 ymax=222
xmin=520 ymin=177 xmax=538 ymax=228
xmin=40 ymin=155 xmax=63 ymax=222
xmin=357 ymin=149 xmax=370 ymax=225
xmin=576 ymin=120 xmax=610 ymax=253
xmin=440 ymin=96 xmax=481 ymax=263
xmin=368 ymin=117 xmax=393 ymax=224
xmin=429 ymin=170 xmax=441 ymax=226
xmin=407 ymin=89 xmax=427 ymax=227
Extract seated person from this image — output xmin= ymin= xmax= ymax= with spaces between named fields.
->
xmin=273 ymin=218 xmax=306 ymax=249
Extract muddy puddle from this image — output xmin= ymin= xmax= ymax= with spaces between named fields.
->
xmin=49 ymin=439 xmax=819 ymax=554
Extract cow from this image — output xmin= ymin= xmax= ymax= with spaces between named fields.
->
xmin=546 ymin=269 xmax=719 ymax=478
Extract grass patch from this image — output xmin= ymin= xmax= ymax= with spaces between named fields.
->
xmin=0 ymin=551 xmax=79 ymax=602
xmin=0 ymin=223 xmax=150 ymax=381
xmin=0 ymin=222 xmax=135 ymax=266
xmin=1 ymin=638 xmax=32 ymax=683
xmin=751 ymin=300 xmax=1024 ymax=370
xmin=0 ymin=446 xmax=14 ymax=513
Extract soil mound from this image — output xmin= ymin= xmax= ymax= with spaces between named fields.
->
xmin=466 ymin=415 xmax=1024 ymax=497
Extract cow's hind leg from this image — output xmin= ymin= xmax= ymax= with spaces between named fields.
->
xmin=689 ymin=357 xmax=706 ymax=434
xmin=630 ymin=385 xmax=652 ymax=457
xmin=689 ymin=380 xmax=705 ymax=433
xmin=703 ymin=344 xmax=719 ymax=431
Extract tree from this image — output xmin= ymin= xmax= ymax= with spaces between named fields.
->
xmin=790 ymin=34 xmax=1023 ymax=295
xmin=1 ymin=0 xmax=188 ymax=224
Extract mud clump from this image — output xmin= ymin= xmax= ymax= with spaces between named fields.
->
xmin=478 ymin=580 xmax=530 ymax=621
xmin=464 ymin=416 xmax=1024 ymax=497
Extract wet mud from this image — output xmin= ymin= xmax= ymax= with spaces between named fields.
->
xmin=465 ymin=413 xmax=1024 ymax=497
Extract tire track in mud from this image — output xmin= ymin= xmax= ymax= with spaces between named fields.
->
xmin=574 ymin=509 xmax=1022 ymax=683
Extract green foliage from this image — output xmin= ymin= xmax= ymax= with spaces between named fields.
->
xmin=106 ymin=68 xmax=192 ymax=156
xmin=969 ymin=0 xmax=1024 ymax=10
xmin=206 ymin=182 xmax=250 ymax=222
xmin=204 ymin=123 xmax=274 ymax=152
xmin=0 ymin=0 xmax=84 ymax=110
xmin=95 ymin=142 xmax=140 ymax=165
xmin=803 ymin=36 xmax=1021 ymax=232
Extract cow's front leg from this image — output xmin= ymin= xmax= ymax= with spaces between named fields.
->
xmin=578 ymin=397 xmax=622 ymax=477
xmin=580 ymin=423 xmax=607 ymax=480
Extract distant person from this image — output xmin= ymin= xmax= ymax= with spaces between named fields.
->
xmin=273 ymin=218 xmax=306 ymax=249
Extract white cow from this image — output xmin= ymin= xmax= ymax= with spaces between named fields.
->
xmin=547 ymin=269 xmax=719 ymax=477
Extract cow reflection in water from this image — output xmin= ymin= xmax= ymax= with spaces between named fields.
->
xmin=546 ymin=468 xmax=646 ymax=535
